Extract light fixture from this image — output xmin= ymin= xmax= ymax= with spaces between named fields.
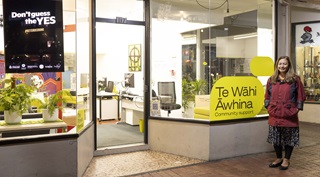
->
xmin=233 ymin=32 xmax=257 ymax=40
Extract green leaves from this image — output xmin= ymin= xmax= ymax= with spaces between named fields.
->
xmin=0 ymin=77 xmax=36 ymax=115
xmin=36 ymin=90 xmax=72 ymax=116
xmin=182 ymin=78 xmax=207 ymax=110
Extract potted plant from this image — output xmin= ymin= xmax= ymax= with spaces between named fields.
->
xmin=34 ymin=90 xmax=72 ymax=122
xmin=182 ymin=77 xmax=208 ymax=117
xmin=182 ymin=78 xmax=195 ymax=112
xmin=191 ymin=79 xmax=207 ymax=95
xmin=0 ymin=77 xmax=35 ymax=124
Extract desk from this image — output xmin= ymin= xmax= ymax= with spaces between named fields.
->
xmin=0 ymin=118 xmax=67 ymax=134
xmin=96 ymin=91 xmax=120 ymax=121
xmin=121 ymin=95 xmax=144 ymax=125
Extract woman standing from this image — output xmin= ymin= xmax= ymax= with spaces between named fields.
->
xmin=264 ymin=56 xmax=306 ymax=170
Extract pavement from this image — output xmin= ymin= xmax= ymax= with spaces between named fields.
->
xmin=129 ymin=144 xmax=320 ymax=177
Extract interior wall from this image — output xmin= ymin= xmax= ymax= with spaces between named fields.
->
xmin=96 ymin=23 xmax=145 ymax=95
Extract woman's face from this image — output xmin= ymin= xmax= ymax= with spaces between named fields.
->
xmin=278 ymin=58 xmax=289 ymax=74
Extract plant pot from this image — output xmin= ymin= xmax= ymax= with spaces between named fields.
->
xmin=4 ymin=111 xmax=22 ymax=124
xmin=183 ymin=102 xmax=194 ymax=118
xmin=42 ymin=108 xmax=59 ymax=122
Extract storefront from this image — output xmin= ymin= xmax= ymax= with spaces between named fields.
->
xmin=291 ymin=5 xmax=320 ymax=124
xmin=0 ymin=0 xmax=93 ymax=176
xmin=0 ymin=0 xmax=319 ymax=176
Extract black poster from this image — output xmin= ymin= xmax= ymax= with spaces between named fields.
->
xmin=3 ymin=0 xmax=64 ymax=73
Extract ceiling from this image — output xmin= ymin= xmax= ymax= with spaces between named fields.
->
xmin=0 ymin=0 xmax=319 ymax=26
xmin=151 ymin=0 xmax=320 ymax=23
xmin=151 ymin=0 xmax=320 ymax=40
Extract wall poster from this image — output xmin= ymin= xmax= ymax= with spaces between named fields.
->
xmin=128 ymin=44 xmax=141 ymax=72
xmin=2 ymin=0 xmax=64 ymax=73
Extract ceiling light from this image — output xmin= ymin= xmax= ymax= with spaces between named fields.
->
xmin=233 ymin=33 xmax=257 ymax=40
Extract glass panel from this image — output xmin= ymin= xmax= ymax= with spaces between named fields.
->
xmin=96 ymin=0 xmax=144 ymax=21
xmin=75 ymin=0 xmax=91 ymax=131
xmin=294 ymin=21 xmax=320 ymax=102
xmin=151 ymin=0 xmax=273 ymax=119
xmin=96 ymin=22 xmax=145 ymax=148
xmin=0 ymin=0 xmax=90 ymax=137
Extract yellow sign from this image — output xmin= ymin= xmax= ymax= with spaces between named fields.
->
xmin=210 ymin=76 xmax=264 ymax=121
xmin=76 ymin=109 xmax=85 ymax=132
xmin=250 ymin=56 xmax=274 ymax=76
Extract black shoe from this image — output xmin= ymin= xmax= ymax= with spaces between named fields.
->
xmin=269 ymin=160 xmax=283 ymax=168
xmin=279 ymin=162 xmax=290 ymax=170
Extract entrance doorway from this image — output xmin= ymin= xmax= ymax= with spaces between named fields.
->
xmin=95 ymin=22 xmax=145 ymax=149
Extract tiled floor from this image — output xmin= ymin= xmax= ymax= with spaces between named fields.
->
xmin=83 ymin=144 xmax=320 ymax=177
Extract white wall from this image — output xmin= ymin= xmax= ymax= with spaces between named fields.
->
xmin=96 ymin=23 xmax=145 ymax=95
xmin=216 ymin=37 xmax=247 ymax=58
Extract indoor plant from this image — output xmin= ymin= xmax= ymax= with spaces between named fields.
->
xmin=0 ymin=77 xmax=35 ymax=124
xmin=182 ymin=77 xmax=208 ymax=117
xmin=182 ymin=77 xmax=195 ymax=112
xmin=34 ymin=90 xmax=72 ymax=121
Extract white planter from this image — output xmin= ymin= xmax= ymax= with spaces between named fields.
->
xmin=4 ymin=111 xmax=22 ymax=124
xmin=183 ymin=102 xmax=194 ymax=118
xmin=42 ymin=108 xmax=59 ymax=122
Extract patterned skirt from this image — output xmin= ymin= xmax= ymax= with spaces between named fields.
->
xmin=266 ymin=125 xmax=299 ymax=147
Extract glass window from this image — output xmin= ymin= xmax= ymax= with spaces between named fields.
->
xmin=96 ymin=0 xmax=144 ymax=21
xmin=0 ymin=0 xmax=91 ymax=137
xmin=150 ymin=0 xmax=273 ymax=119
xmin=294 ymin=21 xmax=320 ymax=102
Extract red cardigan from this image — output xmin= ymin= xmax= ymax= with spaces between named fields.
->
xmin=264 ymin=76 xmax=306 ymax=127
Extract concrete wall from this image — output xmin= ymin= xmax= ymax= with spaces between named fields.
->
xmin=149 ymin=119 xmax=211 ymax=160
xmin=0 ymin=124 xmax=94 ymax=177
xmin=299 ymin=104 xmax=320 ymax=124
xmin=0 ymin=138 xmax=77 ymax=177
xmin=78 ymin=124 xmax=94 ymax=177
xmin=149 ymin=118 xmax=273 ymax=161
xmin=209 ymin=120 xmax=272 ymax=160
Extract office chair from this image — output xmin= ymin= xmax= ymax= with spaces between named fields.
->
xmin=105 ymin=81 xmax=114 ymax=92
xmin=104 ymin=81 xmax=114 ymax=99
xmin=157 ymin=82 xmax=181 ymax=116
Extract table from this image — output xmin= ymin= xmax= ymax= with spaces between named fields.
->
xmin=121 ymin=95 xmax=144 ymax=125
xmin=0 ymin=118 xmax=67 ymax=136
xmin=96 ymin=91 xmax=120 ymax=121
